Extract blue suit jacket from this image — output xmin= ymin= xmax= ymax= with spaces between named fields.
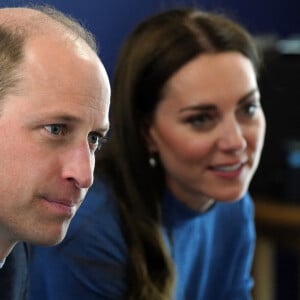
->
xmin=0 ymin=242 xmax=29 ymax=300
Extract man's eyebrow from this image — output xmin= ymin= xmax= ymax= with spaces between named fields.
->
xmin=33 ymin=113 xmax=109 ymax=134
xmin=48 ymin=114 xmax=81 ymax=122
xmin=54 ymin=114 xmax=110 ymax=134
xmin=94 ymin=124 xmax=110 ymax=136
xmin=30 ymin=113 xmax=79 ymax=124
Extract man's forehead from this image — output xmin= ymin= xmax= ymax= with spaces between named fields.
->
xmin=0 ymin=7 xmax=72 ymax=39
xmin=0 ymin=7 xmax=48 ymax=30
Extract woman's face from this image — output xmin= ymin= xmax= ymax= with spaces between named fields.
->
xmin=146 ymin=52 xmax=266 ymax=210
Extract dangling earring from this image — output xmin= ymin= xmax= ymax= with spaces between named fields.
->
xmin=149 ymin=155 xmax=156 ymax=168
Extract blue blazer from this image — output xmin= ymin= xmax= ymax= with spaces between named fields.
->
xmin=0 ymin=242 xmax=29 ymax=300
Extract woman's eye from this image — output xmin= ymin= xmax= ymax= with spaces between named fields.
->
xmin=242 ymin=102 xmax=260 ymax=117
xmin=44 ymin=124 xmax=65 ymax=136
xmin=185 ymin=114 xmax=214 ymax=129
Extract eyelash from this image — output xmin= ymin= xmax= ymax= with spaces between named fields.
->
xmin=184 ymin=113 xmax=215 ymax=129
xmin=89 ymin=133 xmax=108 ymax=152
xmin=44 ymin=124 xmax=107 ymax=153
xmin=44 ymin=124 xmax=67 ymax=136
xmin=183 ymin=102 xmax=261 ymax=130
xmin=240 ymin=102 xmax=260 ymax=117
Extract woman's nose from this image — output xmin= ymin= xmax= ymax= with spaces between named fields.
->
xmin=217 ymin=119 xmax=247 ymax=152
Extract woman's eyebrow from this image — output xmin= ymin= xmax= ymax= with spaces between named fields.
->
xmin=179 ymin=104 xmax=216 ymax=113
xmin=238 ymin=88 xmax=260 ymax=104
xmin=179 ymin=88 xmax=260 ymax=113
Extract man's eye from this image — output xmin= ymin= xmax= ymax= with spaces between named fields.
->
xmin=44 ymin=124 xmax=64 ymax=135
xmin=88 ymin=132 xmax=107 ymax=152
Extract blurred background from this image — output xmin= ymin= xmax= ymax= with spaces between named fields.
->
xmin=1 ymin=0 xmax=300 ymax=299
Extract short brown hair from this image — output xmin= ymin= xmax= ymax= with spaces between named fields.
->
xmin=0 ymin=5 xmax=97 ymax=103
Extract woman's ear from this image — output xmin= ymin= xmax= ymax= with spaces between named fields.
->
xmin=141 ymin=119 xmax=158 ymax=152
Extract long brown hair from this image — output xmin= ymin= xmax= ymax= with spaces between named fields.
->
xmin=96 ymin=7 xmax=260 ymax=300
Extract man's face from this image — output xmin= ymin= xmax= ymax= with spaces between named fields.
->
xmin=0 ymin=34 xmax=110 ymax=247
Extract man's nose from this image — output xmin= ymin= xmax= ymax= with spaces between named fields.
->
xmin=62 ymin=143 xmax=94 ymax=189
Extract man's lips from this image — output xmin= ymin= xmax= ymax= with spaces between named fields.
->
xmin=44 ymin=198 xmax=77 ymax=207
xmin=40 ymin=195 xmax=81 ymax=217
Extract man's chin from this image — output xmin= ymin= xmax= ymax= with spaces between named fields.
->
xmin=33 ymin=225 xmax=70 ymax=246
xmin=36 ymin=234 xmax=67 ymax=246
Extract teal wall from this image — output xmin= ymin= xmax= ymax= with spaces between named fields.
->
xmin=1 ymin=0 xmax=299 ymax=76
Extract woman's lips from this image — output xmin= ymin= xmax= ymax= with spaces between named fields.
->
xmin=210 ymin=162 xmax=244 ymax=172
xmin=208 ymin=161 xmax=247 ymax=178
